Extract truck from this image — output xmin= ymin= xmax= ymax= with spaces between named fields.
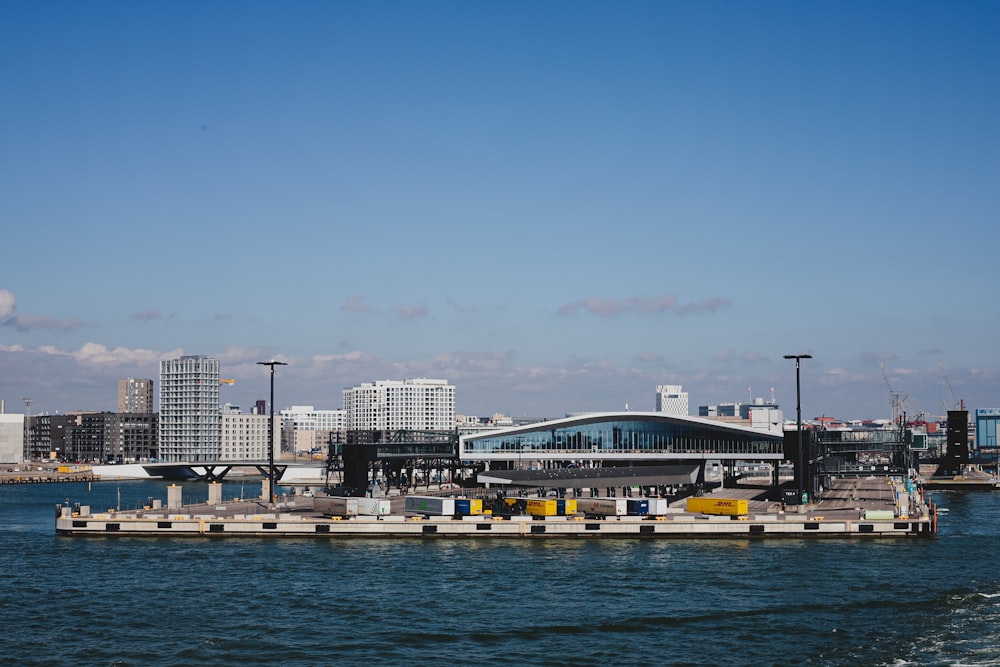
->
xmin=525 ymin=498 xmax=577 ymax=517
xmin=575 ymin=497 xmax=648 ymax=518
xmin=685 ymin=497 xmax=749 ymax=517
xmin=314 ymin=496 xmax=392 ymax=517
xmin=314 ymin=496 xmax=359 ymax=517
xmin=454 ymin=498 xmax=483 ymax=516
xmin=576 ymin=497 xmax=626 ymax=518
xmin=404 ymin=496 xmax=483 ymax=517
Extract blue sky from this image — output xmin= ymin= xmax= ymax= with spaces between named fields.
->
xmin=2 ymin=1 xmax=998 ymax=421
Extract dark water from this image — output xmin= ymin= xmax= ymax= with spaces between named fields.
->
xmin=2 ymin=480 xmax=999 ymax=666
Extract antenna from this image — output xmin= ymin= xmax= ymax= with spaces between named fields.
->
xmin=22 ymin=397 xmax=33 ymax=417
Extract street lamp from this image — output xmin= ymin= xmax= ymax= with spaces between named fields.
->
xmin=257 ymin=360 xmax=287 ymax=505
xmin=783 ymin=354 xmax=812 ymax=504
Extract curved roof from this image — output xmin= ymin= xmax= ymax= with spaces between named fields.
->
xmin=461 ymin=411 xmax=781 ymax=441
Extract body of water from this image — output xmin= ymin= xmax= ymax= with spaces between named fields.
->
xmin=2 ymin=479 xmax=999 ymax=666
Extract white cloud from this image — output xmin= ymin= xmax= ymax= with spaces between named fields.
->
xmin=557 ymin=293 xmax=731 ymax=317
xmin=0 ymin=289 xmax=15 ymax=320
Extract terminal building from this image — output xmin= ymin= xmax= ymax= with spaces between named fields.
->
xmin=458 ymin=411 xmax=784 ymax=479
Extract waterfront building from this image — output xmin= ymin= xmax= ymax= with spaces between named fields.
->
xmin=63 ymin=412 xmax=158 ymax=463
xmin=975 ymin=409 xmax=1000 ymax=453
xmin=221 ymin=409 xmax=277 ymax=461
xmin=279 ymin=406 xmax=345 ymax=456
xmin=117 ymin=378 xmax=154 ymax=414
xmin=343 ymin=378 xmax=455 ymax=431
xmin=0 ymin=413 xmax=25 ymax=464
xmin=459 ymin=411 xmax=784 ymax=471
xmin=159 ymin=355 xmax=220 ymax=462
xmin=24 ymin=414 xmax=74 ymax=461
xmin=655 ymin=385 xmax=689 ymax=415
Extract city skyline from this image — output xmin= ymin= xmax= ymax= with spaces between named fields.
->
xmin=2 ymin=2 xmax=998 ymax=420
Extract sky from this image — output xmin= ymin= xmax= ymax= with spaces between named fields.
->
xmin=2 ymin=1 xmax=998 ymax=422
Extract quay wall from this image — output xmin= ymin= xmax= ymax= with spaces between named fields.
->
xmin=56 ymin=511 xmax=933 ymax=539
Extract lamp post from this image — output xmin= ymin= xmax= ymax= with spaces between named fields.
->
xmin=257 ymin=360 xmax=287 ymax=505
xmin=783 ymin=354 xmax=812 ymax=504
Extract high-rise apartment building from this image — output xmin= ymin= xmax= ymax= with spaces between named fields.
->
xmin=159 ymin=355 xmax=220 ymax=462
xmin=343 ymin=378 xmax=455 ymax=431
xmin=118 ymin=378 xmax=154 ymax=413
xmin=655 ymin=385 xmax=689 ymax=415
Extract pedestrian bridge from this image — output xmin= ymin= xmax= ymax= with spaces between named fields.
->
xmin=92 ymin=461 xmax=325 ymax=483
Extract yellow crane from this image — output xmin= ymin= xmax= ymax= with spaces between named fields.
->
xmin=220 ymin=379 xmax=235 ymax=385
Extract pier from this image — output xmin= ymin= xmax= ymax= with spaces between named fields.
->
xmin=54 ymin=476 xmax=936 ymax=539
xmin=1 ymin=468 xmax=97 ymax=485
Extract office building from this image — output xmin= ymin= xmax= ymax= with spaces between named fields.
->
xmin=655 ymin=385 xmax=689 ymax=415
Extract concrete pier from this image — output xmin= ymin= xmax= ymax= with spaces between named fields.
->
xmin=55 ymin=477 xmax=936 ymax=539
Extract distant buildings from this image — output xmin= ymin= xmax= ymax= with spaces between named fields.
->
xmin=159 ymin=355 xmax=220 ymax=462
xmin=65 ymin=412 xmax=157 ymax=463
xmin=117 ymin=378 xmax=153 ymax=414
xmin=280 ymin=405 xmax=345 ymax=456
xmin=0 ymin=414 xmax=24 ymax=464
xmin=655 ymin=385 xmax=689 ymax=415
xmin=221 ymin=404 xmax=277 ymax=461
xmin=343 ymin=378 xmax=455 ymax=431
xmin=699 ymin=397 xmax=783 ymax=435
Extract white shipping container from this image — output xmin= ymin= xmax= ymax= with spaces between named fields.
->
xmin=356 ymin=497 xmax=392 ymax=516
xmin=404 ymin=495 xmax=455 ymax=516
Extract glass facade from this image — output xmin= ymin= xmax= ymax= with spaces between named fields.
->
xmin=460 ymin=414 xmax=782 ymax=460
xmin=976 ymin=409 xmax=1000 ymax=450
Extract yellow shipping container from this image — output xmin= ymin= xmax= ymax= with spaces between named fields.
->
xmin=685 ymin=497 xmax=749 ymax=517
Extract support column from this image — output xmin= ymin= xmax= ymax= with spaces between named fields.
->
xmin=167 ymin=484 xmax=183 ymax=510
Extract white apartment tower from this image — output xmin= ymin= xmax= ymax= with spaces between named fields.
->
xmin=343 ymin=378 xmax=455 ymax=431
xmin=159 ymin=355 xmax=221 ymax=462
xmin=655 ymin=384 xmax=689 ymax=416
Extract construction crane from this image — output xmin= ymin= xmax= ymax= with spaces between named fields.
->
xmin=220 ymin=379 xmax=235 ymax=385
xmin=939 ymin=362 xmax=961 ymax=411
xmin=880 ymin=364 xmax=906 ymax=425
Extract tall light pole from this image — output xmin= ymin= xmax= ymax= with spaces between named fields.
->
xmin=783 ymin=354 xmax=812 ymax=504
xmin=257 ymin=360 xmax=287 ymax=505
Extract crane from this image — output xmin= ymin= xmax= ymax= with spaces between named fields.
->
xmin=220 ymin=379 xmax=235 ymax=385
xmin=880 ymin=364 xmax=906 ymax=425
xmin=939 ymin=363 xmax=962 ymax=411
